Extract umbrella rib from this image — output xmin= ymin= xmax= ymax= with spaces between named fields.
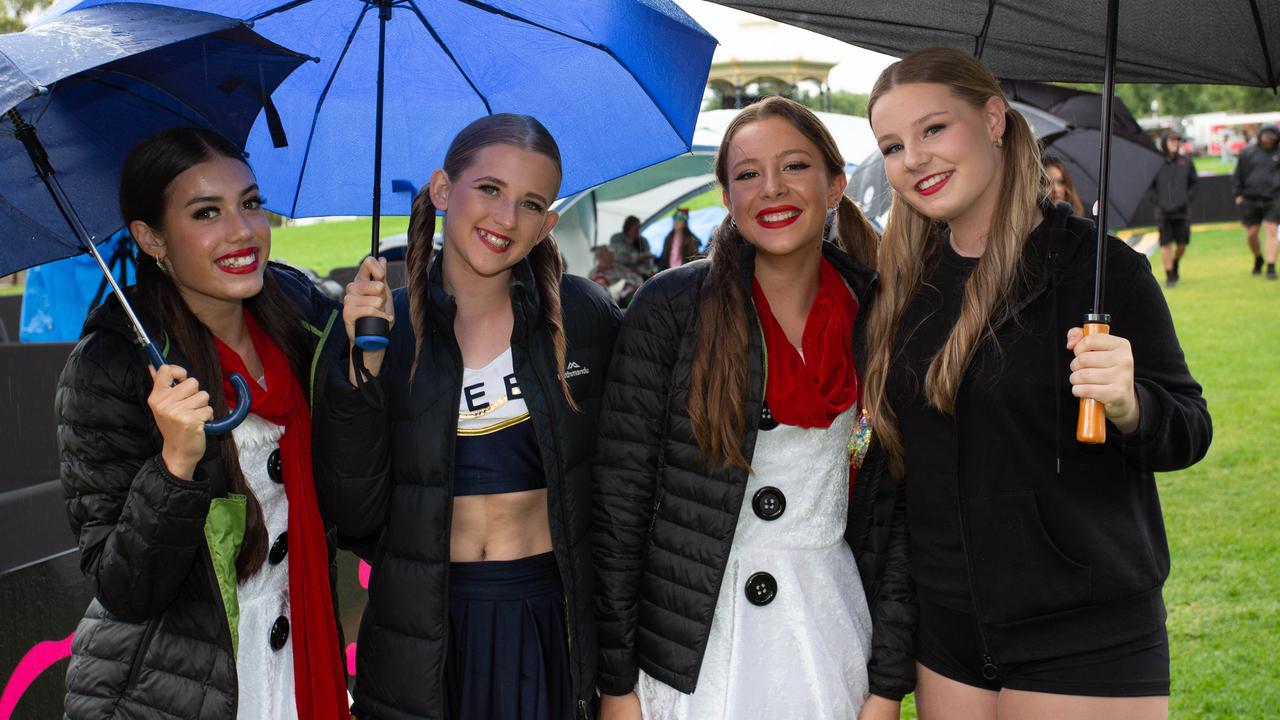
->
xmin=248 ymin=0 xmax=320 ymax=24
xmin=452 ymin=0 xmax=686 ymax=143
xmin=287 ymin=4 xmax=374 ymax=217
xmin=404 ymin=0 xmax=491 ymax=113
xmin=1247 ymin=0 xmax=1278 ymax=90
xmin=974 ymin=0 xmax=996 ymax=58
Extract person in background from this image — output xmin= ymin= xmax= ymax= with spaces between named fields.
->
xmin=655 ymin=207 xmax=701 ymax=270
xmin=609 ymin=215 xmax=655 ymax=278
xmin=1148 ymin=131 xmax=1198 ymax=288
xmin=589 ymin=244 xmax=644 ymax=306
xmin=1231 ymin=124 xmax=1280 ymax=278
xmin=1043 ymin=155 xmax=1085 ymax=216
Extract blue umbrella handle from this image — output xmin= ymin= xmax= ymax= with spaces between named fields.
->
xmin=144 ymin=341 xmax=251 ymax=435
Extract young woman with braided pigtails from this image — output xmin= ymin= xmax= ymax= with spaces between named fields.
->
xmin=315 ymin=114 xmax=621 ymax=719
xmin=592 ymin=96 xmax=916 ymax=720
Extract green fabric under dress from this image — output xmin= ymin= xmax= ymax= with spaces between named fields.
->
xmin=204 ymin=493 xmax=247 ymax=658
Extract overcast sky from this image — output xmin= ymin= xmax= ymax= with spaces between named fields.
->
xmin=673 ymin=0 xmax=897 ymax=94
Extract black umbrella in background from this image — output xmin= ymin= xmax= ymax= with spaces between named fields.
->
xmin=710 ymin=0 xmax=1280 ymax=441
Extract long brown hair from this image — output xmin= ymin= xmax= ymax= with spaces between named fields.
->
xmin=120 ymin=127 xmax=313 ymax=580
xmin=1043 ymin=155 xmax=1085 ymax=216
xmin=404 ymin=114 xmax=576 ymax=408
xmin=863 ymin=48 xmax=1046 ymax=479
xmin=688 ymin=96 xmax=878 ymax=470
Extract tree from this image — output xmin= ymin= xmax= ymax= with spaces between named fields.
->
xmin=796 ymin=90 xmax=870 ymax=117
xmin=1 ymin=0 xmax=41 ymax=33
xmin=1069 ymin=82 xmax=1280 ymax=117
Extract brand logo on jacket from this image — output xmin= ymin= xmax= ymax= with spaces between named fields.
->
xmin=564 ymin=360 xmax=590 ymax=380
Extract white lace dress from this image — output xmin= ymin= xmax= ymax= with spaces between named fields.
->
xmin=232 ymin=412 xmax=298 ymax=720
xmin=637 ymin=405 xmax=872 ymax=720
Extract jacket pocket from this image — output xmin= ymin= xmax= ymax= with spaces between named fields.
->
xmin=966 ymin=491 xmax=1092 ymax=625
xmin=124 ymin=615 xmax=160 ymax=693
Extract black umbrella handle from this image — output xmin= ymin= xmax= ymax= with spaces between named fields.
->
xmin=355 ymin=1 xmax=393 ymax=352
xmin=8 ymin=109 xmax=250 ymax=435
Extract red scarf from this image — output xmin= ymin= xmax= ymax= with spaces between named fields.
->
xmin=215 ymin=312 xmax=349 ymax=720
xmin=750 ymin=257 xmax=859 ymax=430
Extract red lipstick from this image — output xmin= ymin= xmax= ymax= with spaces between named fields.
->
xmin=755 ymin=205 xmax=802 ymax=229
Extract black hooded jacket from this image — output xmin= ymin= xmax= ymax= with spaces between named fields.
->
xmin=57 ymin=265 xmax=345 ymax=719
xmin=313 ymin=256 xmax=622 ymax=719
xmin=891 ymin=202 xmax=1211 ymax=664
xmin=591 ymin=242 xmax=917 ymax=702
xmin=1231 ymin=126 xmax=1280 ymax=200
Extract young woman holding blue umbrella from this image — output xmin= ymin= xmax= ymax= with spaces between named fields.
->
xmin=56 ymin=127 xmax=350 ymax=720
xmin=864 ymin=48 xmax=1211 ymax=720
xmin=592 ymin=97 xmax=914 ymax=720
xmin=321 ymin=114 xmax=621 ymax=719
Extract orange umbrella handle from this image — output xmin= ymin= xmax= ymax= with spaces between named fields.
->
xmin=1075 ymin=320 xmax=1110 ymax=444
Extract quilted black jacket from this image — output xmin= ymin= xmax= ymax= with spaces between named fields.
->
xmin=592 ymin=242 xmax=916 ymax=701
xmin=313 ymin=256 xmax=622 ymax=719
xmin=57 ymin=266 xmax=345 ymax=719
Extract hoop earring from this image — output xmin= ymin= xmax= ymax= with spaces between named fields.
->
xmin=993 ymin=137 xmax=1004 ymax=149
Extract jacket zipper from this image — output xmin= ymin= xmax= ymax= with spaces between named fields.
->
xmin=521 ymin=309 xmax=588 ymax=718
xmin=955 ymin=399 xmax=999 ymax=681
xmin=440 ymin=320 xmax=464 ymax=706
xmin=124 ymin=615 xmax=160 ymax=692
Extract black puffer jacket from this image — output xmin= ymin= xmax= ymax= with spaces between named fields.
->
xmin=592 ymin=242 xmax=916 ymax=701
xmin=314 ymin=256 xmax=622 ymax=719
xmin=57 ymin=266 xmax=345 ymax=719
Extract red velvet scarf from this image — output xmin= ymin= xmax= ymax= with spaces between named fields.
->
xmin=750 ymin=257 xmax=859 ymax=430
xmin=215 ymin=312 xmax=349 ymax=720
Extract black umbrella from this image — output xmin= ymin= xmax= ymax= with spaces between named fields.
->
xmin=848 ymin=85 xmax=1164 ymax=229
xmin=710 ymin=0 xmax=1278 ymax=442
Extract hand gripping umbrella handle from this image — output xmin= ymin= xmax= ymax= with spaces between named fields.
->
xmin=144 ymin=342 xmax=251 ymax=436
xmin=1075 ymin=318 xmax=1110 ymax=444
xmin=354 ymin=316 xmax=391 ymax=350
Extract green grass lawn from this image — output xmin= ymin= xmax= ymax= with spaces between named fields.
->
xmin=269 ymin=216 xmax=410 ymax=276
xmin=1192 ymin=155 xmax=1236 ymax=177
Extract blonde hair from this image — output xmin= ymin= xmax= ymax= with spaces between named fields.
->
xmin=689 ymin=96 xmax=878 ymax=470
xmin=864 ymin=48 xmax=1046 ymax=479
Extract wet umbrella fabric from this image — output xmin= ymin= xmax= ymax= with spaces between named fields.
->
xmin=0 ymin=4 xmax=306 ymax=273
xmin=54 ymin=0 xmax=719 ymax=217
xmin=706 ymin=1 xmax=1280 ymax=88
xmin=0 ymin=4 xmax=308 ymax=433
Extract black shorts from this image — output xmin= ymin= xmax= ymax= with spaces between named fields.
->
xmin=1158 ymin=217 xmax=1190 ymax=246
xmin=916 ymin=600 xmax=1170 ymax=697
xmin=1240 ymin=198 xmax=1280 ymax=226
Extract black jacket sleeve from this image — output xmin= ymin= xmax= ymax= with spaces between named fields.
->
xmin=867 ymin=469 xmax=917 ymax=701
xmin=591 ymin=276 xmax=684 ymax=695
xmin=1231 ymin=150 xmax=1248 ymax=198
xmin=1111 ymin=250 xmax=1213 ymax=471
xmin=56 ymin=331 xmax=213 ymax=624
xmin=313 ymin=345 xmax=395 ymax=555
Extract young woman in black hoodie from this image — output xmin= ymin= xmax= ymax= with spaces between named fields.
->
xmin=864 ymin=48 xmax=1211 ymax=720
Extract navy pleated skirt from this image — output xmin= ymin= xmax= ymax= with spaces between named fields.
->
xmin=446 ymin=552 xmax=579 ymax=720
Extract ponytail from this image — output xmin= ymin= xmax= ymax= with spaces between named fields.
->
xmin=529 ymin=235 xmax=578 ymax=412
xmin=405 ymin=185 xmax=436 ymax=384
xmin=688 ymin=215 xmax=752 ymax=470
xmin=834 ymin=194 xmax=879 ymax=271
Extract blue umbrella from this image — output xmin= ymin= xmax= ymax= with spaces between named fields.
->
xmin=53 ymin=0 xmax=718 ymax=347
xmin=0 ymin=3 xmax=311 ymax=432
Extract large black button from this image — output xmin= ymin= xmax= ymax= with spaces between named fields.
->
xmin=759 ymin=401 xmax=779 ymax=431
xmin=270 ymin=616 xmax=289 ymax=651
xmin=269 ymin=531 xmax=288 ymax=565
xmin=267 ymin=449 xmax=283 ymax=484
xmin=744 ymin=571 xmax=777 ymax=606
xmin=752 ymin=486 xmax=786 ymax=521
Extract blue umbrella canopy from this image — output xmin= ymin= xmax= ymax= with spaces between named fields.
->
xmin=52 ymin=0 xmax=718 ymax=217
xmin=0 ymin=3 xmax=309 ymax=274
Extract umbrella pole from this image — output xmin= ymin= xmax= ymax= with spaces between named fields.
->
xmin=6 ymin=109 xmax=249 ymax=434
xmin=1076 ymin=0 xmax=1120 ymax=445
xmin=353 ymin=0 xmax=393 ymax=350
